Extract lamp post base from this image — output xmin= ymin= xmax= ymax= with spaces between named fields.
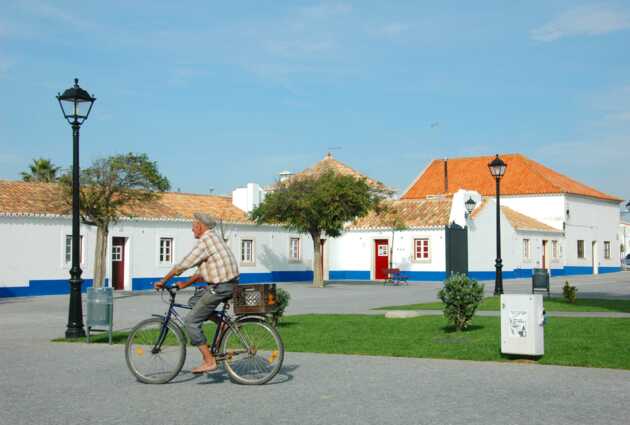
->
xmin=65 ymin=277 xmax=85 ymax=339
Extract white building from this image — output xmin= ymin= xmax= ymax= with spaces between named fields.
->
xmin=0 ymin=153 xmax=623 ymax=297
xmin=0 ymin=181 xmax=313 ymax=297
xmin=402 ymin=154 xmax=623 ymax=277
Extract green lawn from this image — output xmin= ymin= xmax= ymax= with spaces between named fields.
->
xmin=62 ymin=314 xmax=630 ymax=370
xmin=375 ymin=296 xmax=630 ymax=313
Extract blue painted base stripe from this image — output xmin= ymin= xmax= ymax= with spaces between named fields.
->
xmin=329 ymin=271 xmax=370 ymax=280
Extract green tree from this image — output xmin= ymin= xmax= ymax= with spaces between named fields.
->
xmin=381 ymin=203 xmax=408 ymax=271
xmin=21 ymin=158 xmax=61 ymax=182
xmin=60 ymin=153 xmax=170 ymax=288
xmin=251 ymin=170 xmax=386 ymax=288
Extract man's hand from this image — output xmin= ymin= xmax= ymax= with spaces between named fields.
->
xmin=154 ymin=280 xmax=166 ymax=290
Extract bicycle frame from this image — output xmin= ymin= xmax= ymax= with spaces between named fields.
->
xmin=153 ymin=286 xmax=255 ymax=357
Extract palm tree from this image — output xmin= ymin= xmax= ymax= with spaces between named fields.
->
xmin=20 ymin=158 xmax=61 ymax=182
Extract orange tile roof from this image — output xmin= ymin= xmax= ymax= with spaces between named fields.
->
xmin=0 ymin=180 xmax=250 ymax=223
xmin=289 ymin=153 xmax=391 ymax=192
xmin=402 ymin=154 xmax=621 ymax=202
xmin=348 ymin=198 xmax=452 ymax=229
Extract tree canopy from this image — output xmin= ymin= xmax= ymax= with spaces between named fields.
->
xmin=20 ymin=158 xmax=61 ymax=182
xmin=60 ymin=153 xmax=170 ymax=287
xmin=251 ymin=170 xmax=386 ymax=287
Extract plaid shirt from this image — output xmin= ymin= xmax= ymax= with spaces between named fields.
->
xmin=175 ymin=229 xmax=239 ymax=284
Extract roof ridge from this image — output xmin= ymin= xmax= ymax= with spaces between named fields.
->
xmin=518 ymin=154 xmax=564 ymax=193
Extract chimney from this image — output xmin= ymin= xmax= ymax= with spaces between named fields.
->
xmin=443 ymin=158 xmax=448 ymax=193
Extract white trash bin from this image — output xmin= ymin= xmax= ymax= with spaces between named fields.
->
xmin=500 ymin=294 xmax=545 ymax=356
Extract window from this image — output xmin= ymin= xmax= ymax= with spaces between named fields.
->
xmin=241 ymin=239 xmax=254 ymax=264
xmin=604 ymin=241 xmax=611 ymax=259
xmin=289 ymin=237 xmax=301 ymax=261
xmin=112 ymin=245 xmax=122 ymax=262
xmin=159 ymin=238 xmax=173 ymax=264
xmin=413 ymin=238 xmax=430 ymax=261
xmin=65 ymin=235 xmax=83 ymax=264
xmin=552 ymin=240 xmax=559 ymax=259
xmin=522 ymin=239 xmax=531 ymax=259
xmin=577 ymin=240 xmax=585 ymax=259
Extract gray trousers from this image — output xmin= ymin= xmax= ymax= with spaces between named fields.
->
xmin=184 ymin=282 xmax=235 ymax=346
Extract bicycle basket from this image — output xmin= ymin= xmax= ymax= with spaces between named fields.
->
xmin=233 ymin=284 xmax=277 ymax=315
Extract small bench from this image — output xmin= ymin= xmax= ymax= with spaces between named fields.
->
xmin=383 ymin=268 xmax=409 ymax=286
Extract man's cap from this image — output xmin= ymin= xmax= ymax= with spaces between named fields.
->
xmin=193 ymin=213 xmax=217 ymax=229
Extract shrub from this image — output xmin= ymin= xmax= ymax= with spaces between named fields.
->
xmin=562 ymin=281 xmax=578 ymax=304
xmin=271 ymin=287 xmax=291 ymax=327
xmin=438 ymin=273 xmax=484 ymax=331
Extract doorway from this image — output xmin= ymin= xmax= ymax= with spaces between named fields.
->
xmin=592 ymin=241 xmax=599 ymax=275
xmin=112 ymin=237 xmax=126 ymax=290
xmin=542 ymin=240 xmax=548 ymax=269
xmin=374 ymin=239 xmax=389 ymax=280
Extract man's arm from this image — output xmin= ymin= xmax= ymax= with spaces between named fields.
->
xmin=155 ymin=239 xmax=209 ymax=289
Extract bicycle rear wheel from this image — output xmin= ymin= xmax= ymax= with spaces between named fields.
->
xmin=125 ymin=317 xmax=186 ymax=384
xmin=220 ymin=319 xmax=284 ymax=385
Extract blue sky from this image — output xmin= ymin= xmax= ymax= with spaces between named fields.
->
xmin=1 ymin=1 xmax=629 ymax=201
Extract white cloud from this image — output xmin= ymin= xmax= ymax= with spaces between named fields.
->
xmin=531 ymin=5 xmax=630 ymax=41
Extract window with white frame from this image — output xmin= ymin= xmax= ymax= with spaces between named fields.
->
xmin=604 ymin=241 xmax=611 ymax=259
xmin=413 ymin=238 xmax=430 ymax=261
xmin=522 ymin=239 xmax=531 ymax=259
xmin=289 ymin=237 xmax=301 ymax=261
xmin=241 ymin=239 xmax=254 ymax=265
xmin=65 ymin=235 xmax=84 ymax=264
xmin=159 ymin=238 xmax=173 ymax=264
xmin=112 ymin=245 xmax=122 ymax=262
xmin=577 ymin=240 xmax=585 ymax=259
xmin=552 ymin=240 xmax=559 ymax=259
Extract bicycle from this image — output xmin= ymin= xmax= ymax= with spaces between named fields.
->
xmin=124 ymin=284 xmax=284 ymax=385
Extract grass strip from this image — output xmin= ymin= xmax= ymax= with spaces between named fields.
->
xmin=375 ymin=296 xmax=630 ymax=313
xmin=56 ymin=314 xmax=630 ymax=370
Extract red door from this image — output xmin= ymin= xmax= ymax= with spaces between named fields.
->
xmin=112 ymin=237 xmax=125 ymax=290
xmin=542 ymin=240 xmax=547 ymax=269
xmin=374 ymin=239 xmax=389 ymax=280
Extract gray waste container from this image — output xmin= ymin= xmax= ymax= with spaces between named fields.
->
xmin=532 ymin=268 xmax=550 ymax=297
xmin=86 ymin=287 xmax=113 ymax=344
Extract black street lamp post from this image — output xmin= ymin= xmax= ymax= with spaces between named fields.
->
xmin=488 ymin=154 xmax=507 ymax=296
xmin=57 ymin=78 xmax=95 ymax=338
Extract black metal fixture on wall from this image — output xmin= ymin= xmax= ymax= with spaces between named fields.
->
xmin=464 ymin=197 xmax=476 ymax=218
xmin=488 ymin=154 xmax=507 ymax=295
xmin=57 ymin=78 xmax=96 ymax=338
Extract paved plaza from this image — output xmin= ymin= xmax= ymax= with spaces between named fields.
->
xmin=1 ymin=272 xmax=630 ymax=425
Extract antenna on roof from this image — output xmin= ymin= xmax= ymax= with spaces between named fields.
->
xmin=326 ymin=147 xmax=341 ymax=159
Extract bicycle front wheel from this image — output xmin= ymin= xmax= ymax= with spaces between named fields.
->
xmin=125 ymin=317 xmax=186 ymax=384
xmin=220 ymin=319 xmax=284 ymax=385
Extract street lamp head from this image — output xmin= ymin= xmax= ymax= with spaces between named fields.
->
xmin=488 ymin=154 xmax=507 ymax=179
xmin=465 ymin=197 xmax=476 ymax=216
xmin=57 ymin=78 xmax=96 ymax=125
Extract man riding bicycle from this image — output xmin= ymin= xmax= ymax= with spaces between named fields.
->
xmin=155 ymin=212 xmax=239 ymax=374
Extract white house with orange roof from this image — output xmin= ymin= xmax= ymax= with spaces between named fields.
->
xmin=402 ymin=154 xmax=623 ymax=278
xmin=0 ymin=181 xmax=314 ymax=297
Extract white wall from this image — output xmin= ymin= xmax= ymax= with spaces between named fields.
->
xmin=327 ymin=228 xmax=446 ymax=278
xmin=564 ymin=195 xmax=621 ymax=270
xmin=231 ymin=183 xmax=266 ymax=213
xmin=0 ymin=216 xmax=95 ymax=287
xmin=0 ymin=216 xmax=313 ymax=291
xmin=467 ymin=200 xmax=519 ymax=273
xmin=620 ymin=222 xmax=630 ymax=260
xmin=500 ymin=194 xmax=565 ymax=230
xmin=449 ymin=189 xmax=482 ymax=227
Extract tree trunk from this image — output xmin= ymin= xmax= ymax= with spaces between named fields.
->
xmin=93 ymin=223 xmax=109 ymax=288
xmin=311 ymin=232 xmax=324 ymax=288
